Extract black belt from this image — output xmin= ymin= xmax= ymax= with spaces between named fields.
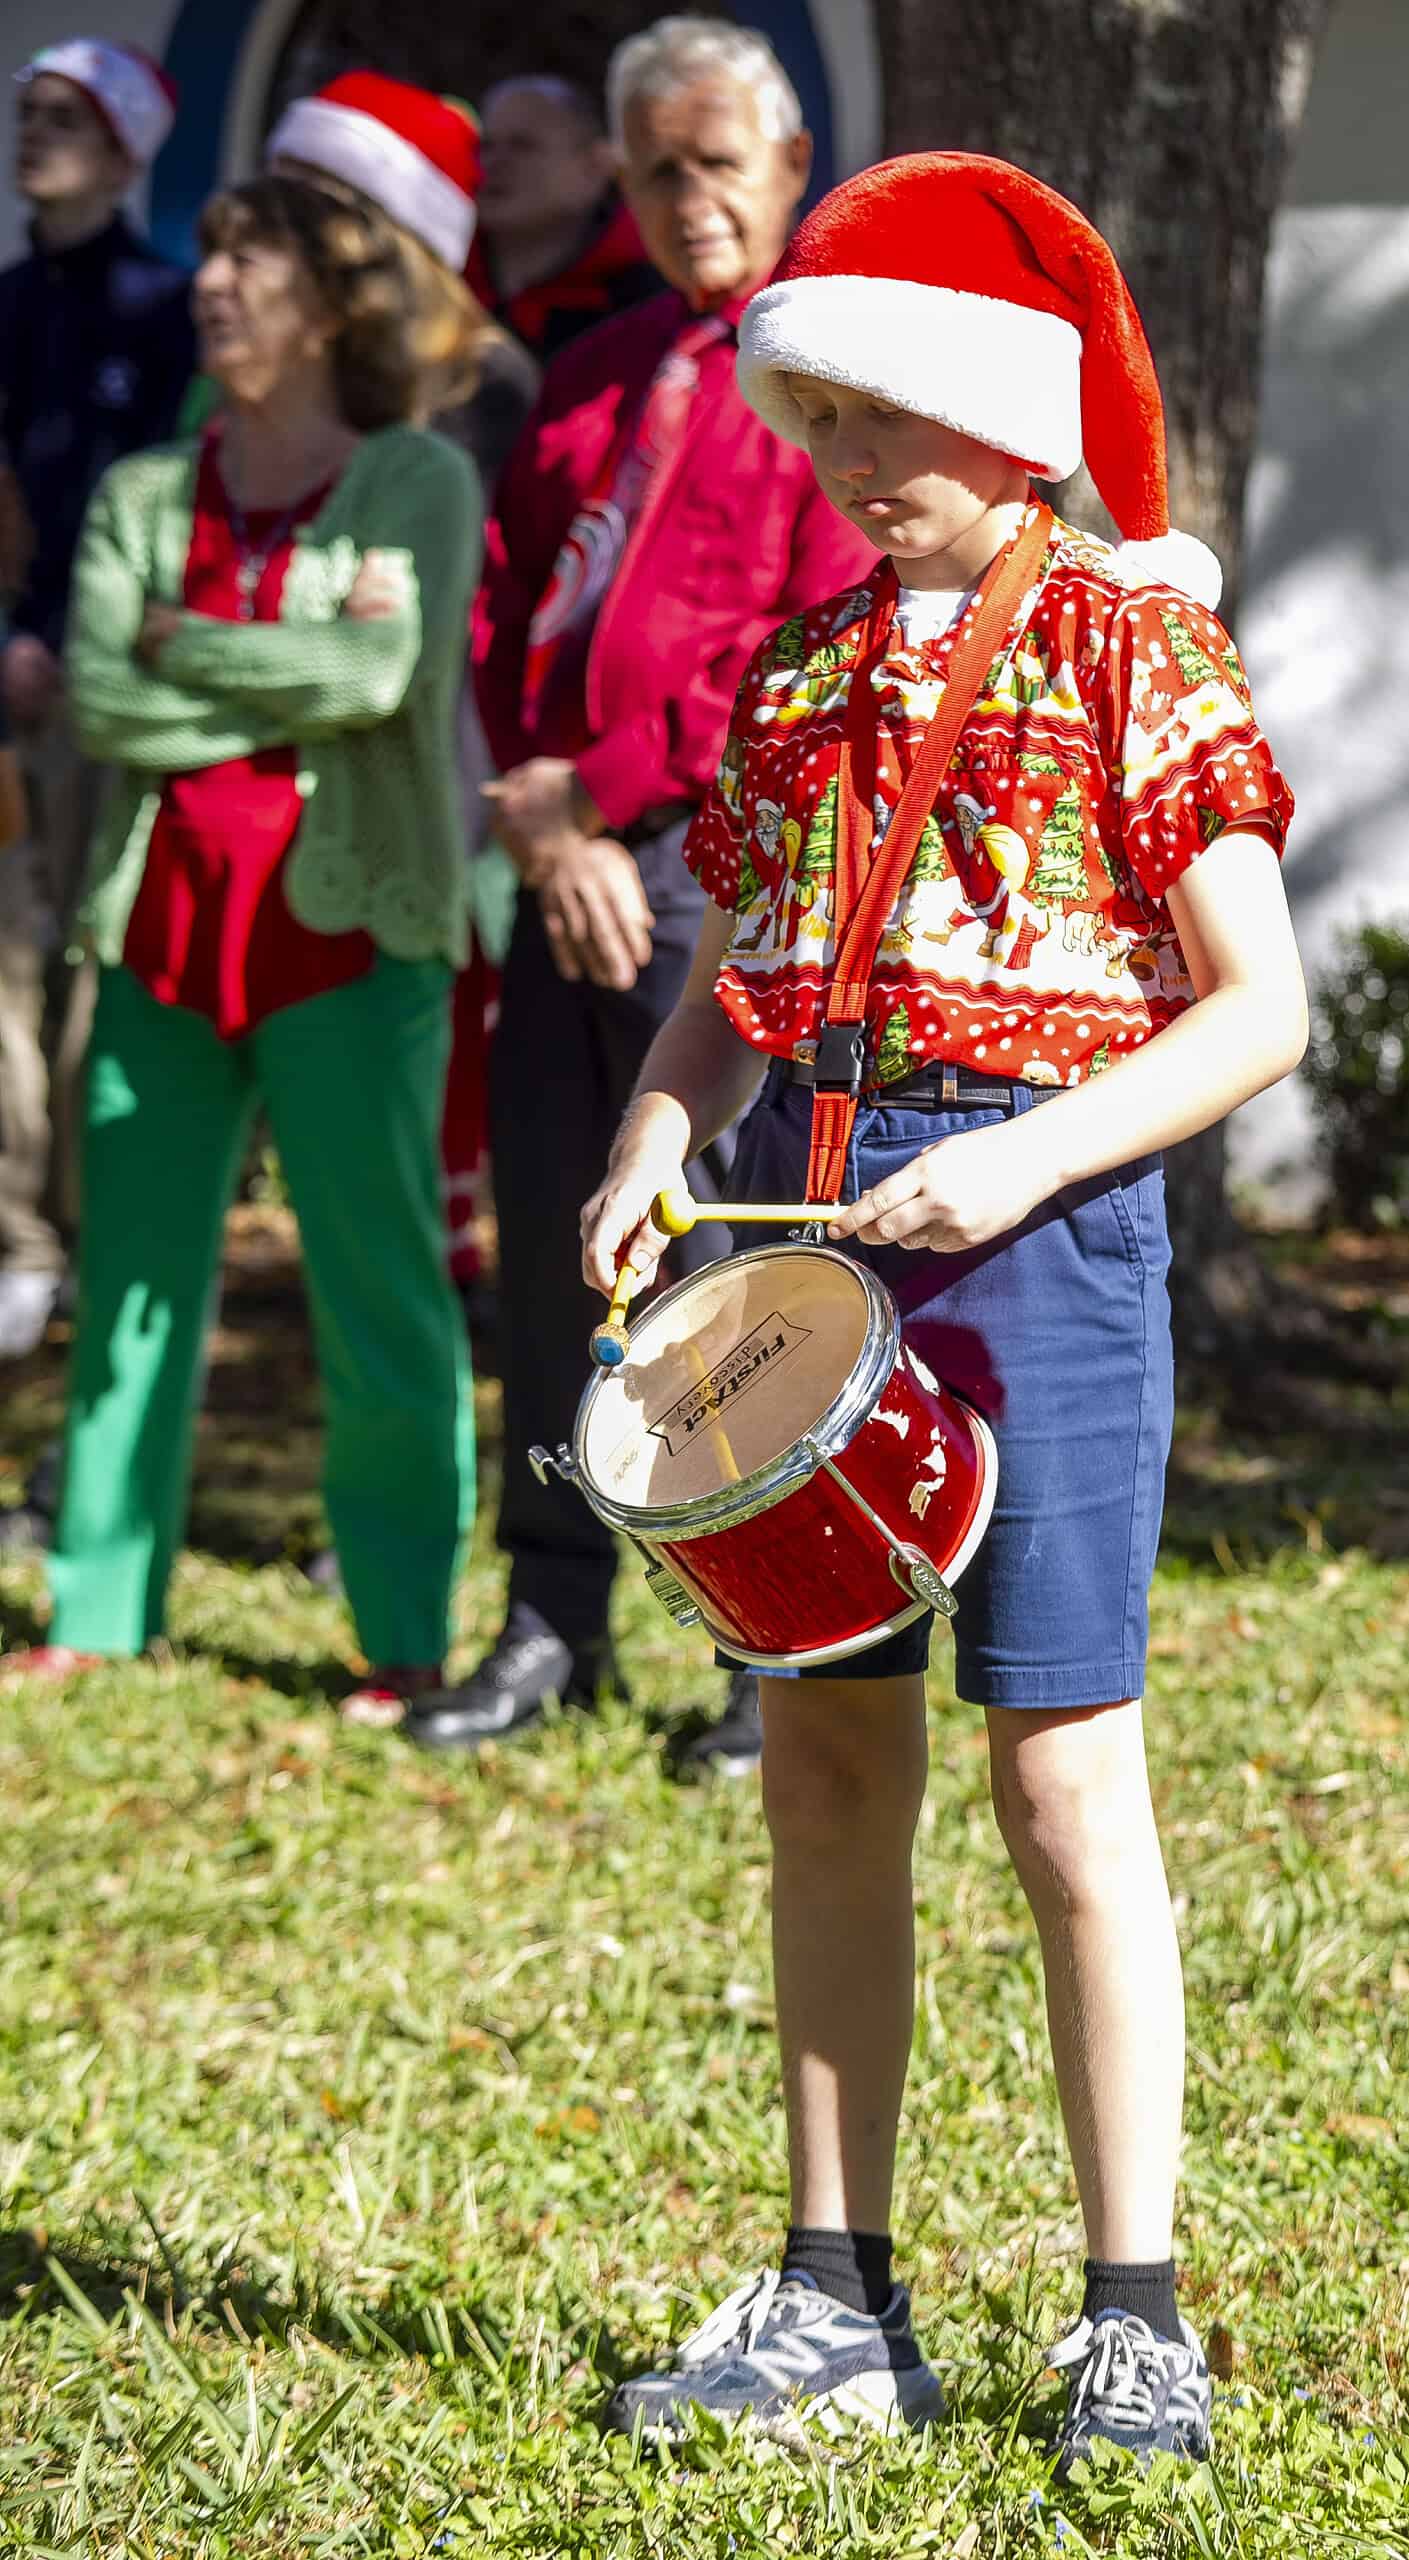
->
xmin=623 ymin=800 xmax=695 ymax=847
xmin=778 ymin=1055 xmax=1028 ymax=1111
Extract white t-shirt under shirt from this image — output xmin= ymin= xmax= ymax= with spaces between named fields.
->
xmin=893 ymin=585 xmax=972 ymax=647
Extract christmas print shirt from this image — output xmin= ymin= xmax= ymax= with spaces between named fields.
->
xmin=684 ymin=505 xmax=1293 ymax=1088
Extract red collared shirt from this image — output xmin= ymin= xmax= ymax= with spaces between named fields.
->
xmin=472 ymin=287 xmax=876 ymax=833
xmin=685 ymin=507 xmax=1294 ymax=1088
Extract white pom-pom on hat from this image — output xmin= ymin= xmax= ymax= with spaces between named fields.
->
xmin=1109 ymin=532 xmax=1223 ymax=608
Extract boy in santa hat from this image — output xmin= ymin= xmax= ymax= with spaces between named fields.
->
xmin=582 ymin=153 xmax=1306 ymax=2469
xmin=0 ymin=40 xmax=193 ymax=1366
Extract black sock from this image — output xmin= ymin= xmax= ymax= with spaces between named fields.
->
xmin=1082 ymin=2257 xmax=1180 ymax=2342
xmin=782 ymin=2225 xmax=893 ymax=2316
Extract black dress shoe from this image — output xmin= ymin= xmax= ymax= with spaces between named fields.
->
xmin=405 ymin=1605 xmax=617 ymax=1751
xmin=0 ymin=1437 xmax=62 ymax=1554
xmin=662 ymin=1668 xmax=763 ymax=1781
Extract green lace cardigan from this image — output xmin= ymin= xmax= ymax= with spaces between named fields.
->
xmin=66 ymin=423 xmax=481 ymax=967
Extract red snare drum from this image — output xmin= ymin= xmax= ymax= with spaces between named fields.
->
xmin=533 ymin=1243 xmax=997 ymax=1669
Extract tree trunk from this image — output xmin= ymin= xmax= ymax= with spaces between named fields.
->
xmin=877 ymin=0 xmax=1334 ymax=1362
xmin=265 ymin=0 xmax=666 ymax=128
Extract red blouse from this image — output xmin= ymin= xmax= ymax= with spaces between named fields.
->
xmin=122 ymin=428 xmax=375 ymax=1040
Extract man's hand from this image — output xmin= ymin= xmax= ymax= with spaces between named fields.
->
xmin=482 ymin=757 xmax=601 ymax=871
xmin=537 ymin=835 xmax=655 ymax=991
xmin=826 ymin=1116 xmax=1056 ymax=1255
xmin=483 ymin=758 xmax=648 ymax=986
xmin=135 ymin=602 xmax=185 ymax=667
xmin=2 ymin=633 xmax=63 ymax=728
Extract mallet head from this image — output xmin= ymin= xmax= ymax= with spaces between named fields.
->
xmin=652 ymin=1187 xmax=696 ymax=1237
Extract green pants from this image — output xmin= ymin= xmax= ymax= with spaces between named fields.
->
xmin=49 ymin=960 xmax=473 ymax=1664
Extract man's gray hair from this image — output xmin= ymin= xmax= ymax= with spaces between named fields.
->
xmin=607 ymin=16 xmax=803 ymax=146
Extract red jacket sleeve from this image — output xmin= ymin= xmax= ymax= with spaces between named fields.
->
xmin=470 ymin=398 xmax=567 ymax=778
xmin=470 ymin=322 xmax=638 ymax=776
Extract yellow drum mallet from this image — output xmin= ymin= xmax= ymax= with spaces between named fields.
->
xmin=652 ymin=1186 xmax=834 ymax=1237
xmin=588 ymin=1192 xmax=835 ymax=1368
xmin=588 ymin=1255 xmax=646 ymax=1369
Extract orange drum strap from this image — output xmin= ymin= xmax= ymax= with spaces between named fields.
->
xmin=804 ymin=502 xmax=1055 ymax=1205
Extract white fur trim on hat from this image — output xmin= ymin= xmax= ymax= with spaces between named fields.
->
xmin=267 ymin=95 xmax=476 ymax=267
xmin=1110 ymin=531 xmax=1223 ymax=609
xmin=737 ymin=274 xmax=1084 ymax=479
xmin=22 ymin=39 xmax=174 ymax=164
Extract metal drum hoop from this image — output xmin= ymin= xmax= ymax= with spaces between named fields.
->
xmin=572 ymin=1243 xmax=901 ymax=1542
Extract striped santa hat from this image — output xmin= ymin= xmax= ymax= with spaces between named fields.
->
xmin=737 ymin=151 xmax=1222 ymax=606
xmin=267 ymin=72 xmax=481 ymax=270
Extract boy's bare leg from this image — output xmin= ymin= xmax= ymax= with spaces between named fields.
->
xmin=760 ymin=1681 xmax=1182 ymax=2260
xmin=760 ymin=1673 xmax=928 ymax=2234
xmin=985 ymin=1698 xmax=1184 ymax=2260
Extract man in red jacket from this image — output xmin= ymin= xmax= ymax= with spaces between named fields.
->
xmin=408 ymin=17 xmax=873 ymax=1770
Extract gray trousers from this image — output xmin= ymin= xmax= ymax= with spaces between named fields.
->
xmin=0 ymin=705 xmax=100 ymax=1277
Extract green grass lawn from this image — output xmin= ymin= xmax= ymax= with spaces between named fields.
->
xmin=1 ymin=1222 xmax=1407 ymax=2555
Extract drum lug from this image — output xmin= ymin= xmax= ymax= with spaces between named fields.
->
xmin=890 ymin=1545 xmax=957 ymax=1619
xmin=528 ymin=1441 xmax=579 ymax=1488
xmin=642 ymin=1557 xmax=703 ymax=1629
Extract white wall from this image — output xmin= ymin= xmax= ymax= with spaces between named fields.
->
xmin=1231 ymin=0 xmax=1409 ymax=1210
xmin=0 ymin=2 xmax=180 ymax=263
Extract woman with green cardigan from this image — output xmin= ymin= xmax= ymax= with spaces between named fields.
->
xmin=7 ymin=172 xmax=488 ymax=1709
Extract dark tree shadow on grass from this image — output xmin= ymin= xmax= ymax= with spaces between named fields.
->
xmin=0 ymin=2222 xmax=622 ymax=2386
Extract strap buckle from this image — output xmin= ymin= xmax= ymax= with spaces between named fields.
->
xmin=812 ymin=1021 xmax=868 ymax=1097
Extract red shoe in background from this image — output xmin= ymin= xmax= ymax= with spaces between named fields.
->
xmin=0 ymin=1644 xmax=106 ymax=1691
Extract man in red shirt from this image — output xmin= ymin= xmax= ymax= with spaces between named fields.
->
xmin=408 ymin=18 xmax=873 ymax=1771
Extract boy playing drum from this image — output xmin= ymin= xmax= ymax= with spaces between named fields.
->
xmin=580 ymin=154 xmax=1306 ymax=2468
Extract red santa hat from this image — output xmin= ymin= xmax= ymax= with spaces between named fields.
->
xmin=20 ymin=39 xmax=178 ymax=166
xmin=737 ymin=152 xmax=1222 ymax=606
xmin=266 ymin=72 xmax=481 ymax=270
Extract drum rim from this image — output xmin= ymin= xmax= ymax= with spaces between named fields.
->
xmin=573 ymin=1243 xmax=900 ymax=1539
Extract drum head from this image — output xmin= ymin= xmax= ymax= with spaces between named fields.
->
xmin=579 ymin=1245 xmax=876 ymax=1517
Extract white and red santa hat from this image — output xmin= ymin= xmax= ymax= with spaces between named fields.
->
xmin=266 ymin=72 xmax=481 ymax=271
xmin=20 ymin=39 xmax=178 ymax=166
xmin=737 ymin=151 xmax=1222 ymax=606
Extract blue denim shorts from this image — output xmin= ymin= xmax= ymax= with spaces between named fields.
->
xmin=718 ymin=1067 xmax=1174 ymax=1708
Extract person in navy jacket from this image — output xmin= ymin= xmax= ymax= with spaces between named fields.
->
xmin=0 ymin=39 xmax=193 ymax=1362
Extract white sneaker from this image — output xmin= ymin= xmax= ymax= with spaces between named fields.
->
xmin=1048 ymin=2310 xmax=1213 ymax=2472
xmin=0 ymin=1270 xmax=59 ymax=1360
xmin=605 ymin=2269 xmax=944 ymax=2443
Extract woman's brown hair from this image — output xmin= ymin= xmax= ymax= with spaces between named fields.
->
xmin=198 ymin=174 xmax=495 ymax=430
